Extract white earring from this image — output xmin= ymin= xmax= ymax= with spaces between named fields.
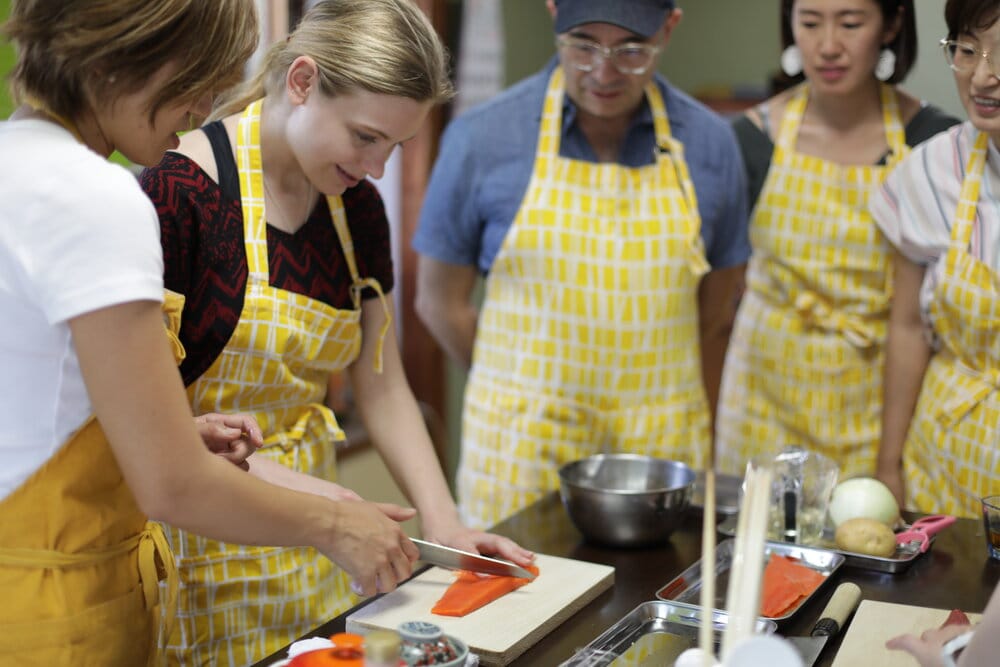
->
xmin=781 ymin=45 xmax=803 ymax=76
xmin=875 ymin=48 xmax=896 ymax=81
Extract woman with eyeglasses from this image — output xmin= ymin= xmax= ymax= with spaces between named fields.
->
xmin=869 ymin=0 xmax=1000 ymax=518
xmin=413 ymin=0 xmax=749 ymax=530
xmin=715 ymin=0 xmax=958 ymax=481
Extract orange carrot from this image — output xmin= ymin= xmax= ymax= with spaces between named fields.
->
xmin=431 ymin=565 xmax=540 ymax=617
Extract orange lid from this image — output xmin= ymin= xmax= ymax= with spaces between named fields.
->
xmin=288 ymin=638 xmax=364 ymax=667
xmin=330 ymin=633 xmax=365 ymax=650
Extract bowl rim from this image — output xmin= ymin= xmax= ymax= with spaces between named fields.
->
xmin=558 ymin=454 xmax=696 ymax=495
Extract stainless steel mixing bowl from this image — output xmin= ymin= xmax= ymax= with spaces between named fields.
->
xmin=558 ymin=454 xmax=695 ymax=547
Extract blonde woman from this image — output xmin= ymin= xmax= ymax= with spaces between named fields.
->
xmin=140 ymin=1 xmax=534 ymax=664
xmin=0 ymin=1 xmax=424 ymax=665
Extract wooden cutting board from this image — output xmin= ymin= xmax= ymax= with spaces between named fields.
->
xmin=346 ymin=553 xmax=614 ymax=666
xmin=832 ymin=600 xmax=981 ymax=667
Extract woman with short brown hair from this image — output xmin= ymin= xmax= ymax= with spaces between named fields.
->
xmin=0 ymin=2 xmax=424 ymax=663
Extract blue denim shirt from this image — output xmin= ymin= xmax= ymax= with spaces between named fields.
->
xmin=414 ymin=60 xmax=750 ymax=274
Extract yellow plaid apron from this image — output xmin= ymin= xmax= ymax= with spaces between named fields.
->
xmin=458 ymin=67 xmax=712 ymax=530
xmin=904 ymin=131 xmax=1000 ymax=517
xmin=161 ymin=100 xmax=390 ymax=666
xmin=0 ymin=293 xmax=185 ymax=666
xmin=717 ymin=83 xmax=907 ymax=479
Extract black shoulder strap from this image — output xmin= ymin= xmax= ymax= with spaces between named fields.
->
xmin=201 ymin=120 xmax=241 ymax=203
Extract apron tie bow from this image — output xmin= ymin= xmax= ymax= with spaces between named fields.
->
xmin=793 ymin=290 xmax=877 ymax=348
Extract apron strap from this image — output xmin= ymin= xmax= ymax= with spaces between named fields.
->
xmin=161 ymin=289 xmax=187 ymax=364
xmin=776 ymin=84 xmax=808 ymax=152
xmin=952 ymin=131 xmax=989 ymax=250
xmin=330 ymin=196 xmax=392 ymax=374
xmin=879 ymin=83 xmax=907 ymax=166
xmin=931 ymin=131 xmax=993 ymax=426
xmin=236 ymin=100 xmax=270 ymax=282
xmin=23 ymin=94 xmax=84 ymax=144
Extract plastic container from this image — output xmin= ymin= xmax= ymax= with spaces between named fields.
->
xmin=364 ymin=629 xmax=404 ymax=667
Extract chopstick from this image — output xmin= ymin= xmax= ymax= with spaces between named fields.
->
xmin=698 ymin=467 xmax=717 ymax=666
xmin=721 ymin=461 xmax=772 ymax=661
xmin=697 ymin=425 xmax=719 ymax=667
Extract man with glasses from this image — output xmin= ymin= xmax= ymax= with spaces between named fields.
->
xmin=413 ymin=0 xmax=749 ymax=529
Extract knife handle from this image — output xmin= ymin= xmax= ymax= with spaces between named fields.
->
xmin=811 ymin=582 xmax=862 ymax=637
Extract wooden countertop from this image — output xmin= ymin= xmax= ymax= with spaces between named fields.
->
xmin=252 ymin=493 xmax=999 ymax=666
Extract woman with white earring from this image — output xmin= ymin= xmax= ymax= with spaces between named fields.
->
xmin=715 ymin=0 xmax=958 ymax=480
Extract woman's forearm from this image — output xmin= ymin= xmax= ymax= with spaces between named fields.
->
xmin=248 ymin=454 xmax=363 ymax=503
xmin=350 ymin=300 xmax=462 ymax=531
xmin=878 ymin=254 xmax=931 ymax=503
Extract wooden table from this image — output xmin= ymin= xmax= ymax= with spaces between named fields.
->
xmin=253 ymin=493 xmax=999 ymax=666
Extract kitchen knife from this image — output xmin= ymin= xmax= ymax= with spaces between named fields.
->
xmin=412 ymin=538 xmax=536 ymax=580
xmin=787 ymin=582 xmax=862 ymax=667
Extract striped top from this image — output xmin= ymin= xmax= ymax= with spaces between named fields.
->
xmin=870 ymin=121 xmax=1000 ymax=341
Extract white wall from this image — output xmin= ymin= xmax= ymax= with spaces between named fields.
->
xmin=907 ymin=1 xmax=964 ymax=119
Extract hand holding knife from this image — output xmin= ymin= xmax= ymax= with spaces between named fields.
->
xmin=350 ymin=538 xmax=535 ymax=596
xmin=412 ymin=538 xmax=536 ymax=579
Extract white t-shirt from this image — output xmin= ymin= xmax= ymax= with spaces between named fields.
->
xmin=0 ymin=119 xmax=164 ymax=500
xmin=870 ymin=121 xmax=1000 ymax=346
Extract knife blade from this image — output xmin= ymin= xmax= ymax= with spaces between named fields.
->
xmin=412 ymin=538 xmax=536 ymax=580
xmin=787 ymin=582 xmax=862 ymax=666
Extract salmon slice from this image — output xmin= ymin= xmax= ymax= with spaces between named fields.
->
xmin=431 ymin=565 xmax=540 ymax=617
xmin=760 ymin=555 xmax=825 ymax=618
xmin=941 ymin=609 xmax=971 ymax=628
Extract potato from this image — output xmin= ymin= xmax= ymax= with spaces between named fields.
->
xmin=835 ymin=517 xmax=897 ymax=557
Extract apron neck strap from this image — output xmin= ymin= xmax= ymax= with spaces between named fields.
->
xmin=23 ymin=95 xmax=84 ymax=144
xmin=328 ymin=198 xmax=392 ymax=373
xmin=235 ymin=100 xmax=270 ymax=278
xmin=952 ymin=131 xmax=990 ymax=249
xmin=539 ymin=67 xmax=675 ymax=159
xmin=776 ymin=82 xmax=906 ymax=158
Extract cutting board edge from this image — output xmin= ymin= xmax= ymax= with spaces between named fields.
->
xmin=830 ymin=599 xmax=983 ymax=667
xmin=345 ymin=566 xmax=616 ymax=666
xmin=473 ymin=567 xmax=615 ymax=666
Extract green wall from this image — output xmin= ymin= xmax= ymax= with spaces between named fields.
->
xmin=502 ymin=0 xmax=782 ymax=94
xmin=500 ymin=0 xmax=960 ymax=116
xmin=0 ymin=0 xmax=14 ymax=118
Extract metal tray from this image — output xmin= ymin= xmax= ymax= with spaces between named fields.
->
xmin=690 ymin=471 xmax=742 ymax=516
xmin=655 ymin=539 xmax=844 ymax=623
xmin=716 ymin=515 xmax=930 ymax=574
xmin=559 ymin=600 xmax=777 ymax=666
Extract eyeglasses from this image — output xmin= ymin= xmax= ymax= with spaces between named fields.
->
xmin=556 ymin=36 xmax=660 ymax=75
xmin=941 ymin=38 xmax=1000 ymax=79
